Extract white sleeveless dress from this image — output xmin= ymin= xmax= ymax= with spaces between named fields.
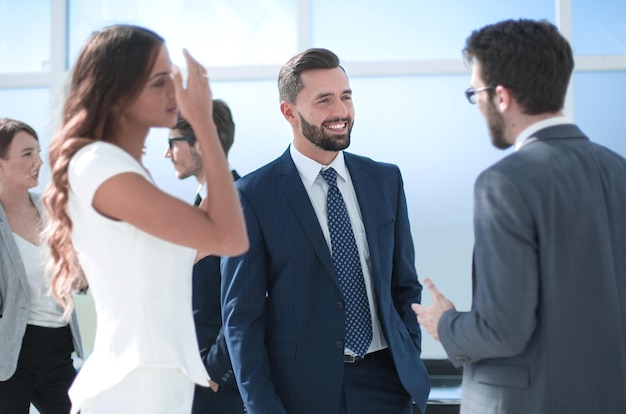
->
xmin=66 ymin=142 xmax=209 ymax=413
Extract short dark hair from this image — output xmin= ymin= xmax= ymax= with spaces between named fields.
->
xmin=172 ymin=113 xmax=194 ymax=138
xmin=212 ymin=99 xmax=235 ymax=155
xmin=172 ymin=99 xmax=236 ymax=156
xmin=0 ymin=118 xmax=39 ymax=159
xmin=463 ymin=19 xmax=574 ymax=115
xmin=278 ymin=48 xmax=342 ymax=103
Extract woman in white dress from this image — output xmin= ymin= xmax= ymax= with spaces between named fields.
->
xmin=43 ymin=25 xmax=248 ymax=414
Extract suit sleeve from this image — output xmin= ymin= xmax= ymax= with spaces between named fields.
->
xmin=438 ymin=168 xmax=539 ymax=366
xmin=0 ymin=275 xmax=3 ymax=315
xmin=205 ymin=327 xmax=237 ymax=388
xmin=192 ymin=255 xmax=238 ymax=389
xmin=221 ymin=190 xmax=288 ymax=414
xmin=390 ymin=168 xmax=424 ymax=351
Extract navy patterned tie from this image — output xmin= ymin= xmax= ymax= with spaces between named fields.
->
xmin=320 ymin=167 xmax=372 ymax=357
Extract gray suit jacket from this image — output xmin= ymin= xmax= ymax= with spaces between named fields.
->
xmin=0 ymin=193 xmax=83 ymax=381
xmin=438 ymin=124 xmax=626 ymax=414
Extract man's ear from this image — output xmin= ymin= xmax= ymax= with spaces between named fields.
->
xmin=494 ymin=85 xmax=513 ymax=112
xmin=194 ymin=139 xmax=202 ymax=155
xmin=280 ymin=101 xmax=298 ymax=127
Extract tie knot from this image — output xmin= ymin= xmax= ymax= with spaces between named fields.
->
xmin=320 ymin=167 xmax=338 ymax=187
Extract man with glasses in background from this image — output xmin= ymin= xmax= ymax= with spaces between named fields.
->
xmin=413 ymin=18 xmax=626 ymax=414
xmin=165 ymin=99 xmax=244 ymax=414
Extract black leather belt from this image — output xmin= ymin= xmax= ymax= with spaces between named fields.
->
xmin=344 ymin=348 xmax=389 ymax=363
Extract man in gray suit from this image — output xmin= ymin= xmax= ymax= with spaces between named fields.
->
xmin=413 ymin=19 xmax=626 ymax=414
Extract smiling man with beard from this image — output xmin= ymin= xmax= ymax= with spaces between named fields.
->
xmin=221 ymin=48 xmax=430 ymax=414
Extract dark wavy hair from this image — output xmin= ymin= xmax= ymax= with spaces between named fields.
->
xmin=463 ymin=19 xmax=574 ymax=115
xmin=43 ymin=24 xmax=164 ymax=316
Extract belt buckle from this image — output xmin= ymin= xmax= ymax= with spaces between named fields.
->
xmin=344 ymin=354 xmax=360 ymax=363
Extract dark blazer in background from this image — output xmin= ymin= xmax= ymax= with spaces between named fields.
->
xmin=438 ymin=125 xmax=626 ymax=413
xmin=221 ymin=149 xmax=430 ymax=414
xmin=191 ymin=169 xmax=244 ymax=413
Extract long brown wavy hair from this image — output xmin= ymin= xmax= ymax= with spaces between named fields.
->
xmin=43 ymin=24 xmax=164 ymax=316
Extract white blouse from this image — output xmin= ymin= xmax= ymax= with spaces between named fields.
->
xmin=66 ymin=142 xmax=209 ymax=413
xmin=11 ymin=233 xmax=65 ymax=327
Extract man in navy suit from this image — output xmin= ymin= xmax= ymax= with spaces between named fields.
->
xmin=166 ymin=100 xmax=244 ymax=414
xmin=413 ymin=19 xmax=626 ymax=414
xmin=221 ymin=48 xmax=430 ymax=414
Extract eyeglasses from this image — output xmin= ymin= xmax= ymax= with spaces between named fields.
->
xmin=167 ymin=135 xmax=195 ymax=149
xmin=464 ymin=86 xmax=494 ymax=104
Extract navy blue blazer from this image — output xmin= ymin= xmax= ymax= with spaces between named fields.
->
xmin=221 ymin=149 xmax=430 ymax=414
xmin=193 ymin=169 xmax=241 ymax=389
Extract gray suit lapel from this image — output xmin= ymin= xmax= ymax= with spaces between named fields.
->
xmin=0 ymin=202 xmax=30 ymax=304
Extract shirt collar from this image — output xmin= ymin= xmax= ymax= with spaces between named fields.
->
xmin=196 ymin=182 xmax=207 ymax=198
xmin=289 ymin=145 xmax=347 ymax=186
xmin=196 ymin=164 xmax=233 ymax=199
xmin=514 ymin=116 xmax=572 ymax=151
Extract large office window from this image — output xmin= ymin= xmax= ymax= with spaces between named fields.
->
xmin=312 ymin=0 xmax=555 ymax=60
xmin=0 ymin=88 xmax=50 ymax=135
xmin=0 ymin=0 xmax=50 ymax=73
xmin=572 ymin=0 xmax=626 ymax=55
xmin=1 ymin=0 xmax=625 ymax=359
xmin=574 ymin=71 xmax=626 ymax=154
xmin=68 ymin=0 xmax=298 ymax=67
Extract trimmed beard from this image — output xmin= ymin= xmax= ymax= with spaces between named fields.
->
xmin=298 ymin=112 xmax=352 ymax=152
xmin=487 ymin=99 xmax=511 ymax=150
xmin=176 ymin=146 xmax=203 ymax=180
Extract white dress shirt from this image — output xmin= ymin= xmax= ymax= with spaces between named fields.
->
xmin=514 ymin=116 xmax=573 ymax=151
xmin=289 ymin=145 xmax=388 ymax=356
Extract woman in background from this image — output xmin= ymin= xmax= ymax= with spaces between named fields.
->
xmin=43 ymin=25 xmax=248 ymax=414
xmin=0 ymin=118 xmax=83 ymax=414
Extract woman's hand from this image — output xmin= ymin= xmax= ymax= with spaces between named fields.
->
xmin=171 ymin=48 xmax=213 ymax=129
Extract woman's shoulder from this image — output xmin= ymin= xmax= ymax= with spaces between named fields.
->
xmin=68 ymin=141 xmax=148 ymax=197
xmin=73 ymin=141 xmax=132 ymax=163
xmin=70 ymin=141 xmax=141 ymax=177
